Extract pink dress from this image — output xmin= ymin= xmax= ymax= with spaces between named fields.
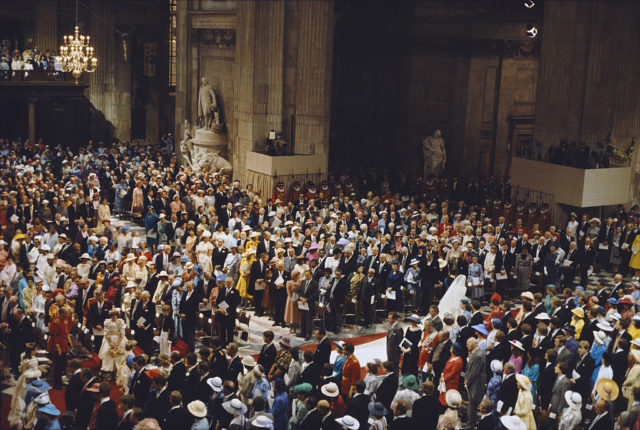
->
xmin=284 ymin=275 xmax=301 ymax=325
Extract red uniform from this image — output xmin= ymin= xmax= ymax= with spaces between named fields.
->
xmin=438 ymin=355 xmax=463 ymax=405
xmin=341 ymin=354 xmax=361 ymax=395
xmin=47 ymin=317 xmax=70 ymax=353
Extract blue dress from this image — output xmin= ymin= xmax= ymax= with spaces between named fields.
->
xmin=270 ymin=392 xmax=289 ymax=430
xmin=485 ymin=373 xmax=502 ymax=405
xmin=333 ymin=354 xmax=346 ymax=382
xmin=522 ymin=363 xmax=540 ymax=404
xmin=590 ymin=343 xmax=606 ymax=385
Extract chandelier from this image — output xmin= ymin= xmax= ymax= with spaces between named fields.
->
xmin=59 ymin=0 xmax=97 ymax=82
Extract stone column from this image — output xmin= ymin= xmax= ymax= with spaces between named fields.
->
xmin=28 ymin=98 xmax=37 ymax=145
xmin=35 ymin=0 xmax=57 ymax=51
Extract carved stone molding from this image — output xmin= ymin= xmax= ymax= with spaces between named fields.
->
xmin=199 ymin=29 xmax=236 ymax=48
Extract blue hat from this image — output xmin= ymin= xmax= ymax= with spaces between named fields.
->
xmin=368 ymin=402 xmax=388 ymax=418
xmin=460 ymin=297 xmax=471 ymax=304
xmin=38 ymin=404 xmax=61 ymax=416
xmin=216 ymin=274 xmax=227 ymax=283
xmin=126 ymin=355 xmax=135 ymax=368
xmin=172 ymin=279 xmax=182 ymax=287
xmin=472 ymin=324 xmax=489 ymax=336
xmin=491 ymin=318 xmax=503 ymax=328
xmin=180 ymin=255 xmax=190 ymax=263
xmin=121 ymin=225 xmax=130 ymax=232
xmin=26 ymin=379 xmax=50 ymax=394
xmin=337 ymin=238 xmax=350 ymax=246
xmin=194 ymin=265 xmax=204 ymax=276
xmin=563 ymin=325 xmax=576 ymax=334
xmin=607 ymin=298 xmax=618 ymax=305
xmin=452 ymin=342 xmax=464 ymax=355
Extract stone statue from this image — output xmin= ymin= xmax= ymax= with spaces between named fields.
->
xmin=197 ymin=77 xmax=220 ymax=130
xmin=195 ymin=150 xmax=232 ymax=178
xmin=180 ymin=120 xmax=194 ymax=167
xmin=422 ymin=129 xmax=447 ymax=177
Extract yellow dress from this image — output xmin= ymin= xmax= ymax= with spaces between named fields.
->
xmin=514 ymin=389 xmax=536 ymax=430
xmin=630 ymin=235 xmax=640 ymax=270
xmin=236 ymin=256 xmax=255 ymax=299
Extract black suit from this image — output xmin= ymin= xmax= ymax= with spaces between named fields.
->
xmin=300 ymin=361 xmax=322 ymax=390
xmin=130 ymin=369 xmax=151 ymax=408
xmin=257 ymin=343 xmax=277 ymax=375
xmin=486 ymin=341 xmax=511 ymax=377
xmin=133 ymin=299 xmax=155 ymax=354
xmin=225 ymin=355 xmax=243 ymax=383
xmin=314 ymin=337 xmax=331 ymax=366
xmin=299 ymin=278 xmax=319 ymax=338
xmin=497 ymin=373 xmax=518 ymax=415
xmin=183 ymin=365 xmax=200 ymax=405
xmin=87 ymin=300 xmax=111 ymax=351
xmin=271 ymin=270 xmax=291 ymax=325
xmin=145 ymin=388 xmax=171 ymax=423
xmin=346 ymin=393 xmax=370 ymax=430
xmin=250 ymin=259 xmax=267 ymax=315
xmin=375 ymin=372 xmax=399 ymax=410
xmin=163 ymin=406 xmax=191 ymax=430
xmin=573 ymin=354 xmax=595 ymax=400
xmin=97 ymin=399 xmax=120 ymax=430
xmin=390 ymin=416 xmax=413 ymax=430
xmin=179 ymin=289 xmax=202 ymax=349
xmin=539 ymin=362 xmax=557 ymax=409
xmin=476 ymin=413 xmax=497 ymax=430
xmin=216 ymin=286 xmax=241 ymax=345
xmin=167 ymin=361 xmax=187 ymax=392
xmin=65 ymin=371 xmax=84 ymax=411
xmin=327 ymin=277 xmax=348 ymax=332
xmin=411 ymin=394 xmax=440 ymax=430
xmin=9 ymin=315 xmax=34 ymax=372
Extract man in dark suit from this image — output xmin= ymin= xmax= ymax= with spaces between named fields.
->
xmin=346 ymin=380 xmax=370 ymax=430
xmin=179 ymin=281 xmax=202 ymax=350
xmin=298 ymin=269 xmax=319 ymax=340
xmin=7 ymin=307 xmax=34 ymax=373
xmin=195 ymin=361 xmax=213 ymax=403
xmin=571 ymin=341 xmax=595 ymax=401
xmin=167 ymin=351 xmax=187 ymax=392
xmin=133 ymin=291 xmax=155 ymax=354
xmin=386 ymin=312 xmax=403 ymax=367
xmin=374 ymin=361 xmax=399 ymax=411
xmin=215 ymin=277 xmax=241 ymax=345
xmin=389 ymin=401 xmax=413 ymax=430
xmin=251 ymin=252 xmax=269 ymax=316
xmin=65 ymin=359 xmax=84 ymax=412
xmin=589 ymin=399 xmax=615 ymax=430
xmin=359 ymin=269 xmax=380 ymax=328
xmin=495 ymin=243 xmax=515 ymax=296
xmin=271 ymin=262 xmax=290 ymax=326
xmin=224 ymin=343 xmax=243 ymax=383
xmin=144 ymin=374 xmax=171 ymax=424
xmin=164 ymin=391 xmax=191 ymax=430
xmin=486 ymin=330 xmax=510 ymax=377
xmin=117 ymin=394 xmax=136 ymax=430
xmin=300 ymin=349 xmax=321 ymax=390
xmin=257 ymin=331 xmax=277 ymax=374
xmin=327 ymin=268 xmax=348 ymax=333
xmin=73 ymin=370 xmax=97 ymax=430
xmin=497 ymin=362 xmax=518 ymax=415
xmin=476 ymin=398 xmax=497 ymax=430
xmin=96 ymin=382 xmax=119 ymax=430
xmin=209 ymin=337 xmax=229 ymax=378
xmin=129 ymin=356 xmax=151 ymax=408
xmin=411 ymin=380 xmax=440 ymax=430
xmin=86 ymin=291 xmax=111 ymax=351
xmin=539 ymin=349 xmax=557 ymax=410
xmin=182 ymin=353 xmax=200 ymax=405
xmin=313 ymin=328 xmax=331 ymax=366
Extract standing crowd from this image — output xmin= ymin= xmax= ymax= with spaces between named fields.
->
xmin=0 ymin=137 xmax=639 ymax=430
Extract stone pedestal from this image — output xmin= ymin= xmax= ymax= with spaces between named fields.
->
xmin=193 ymin=126 xmax=228 ymax=162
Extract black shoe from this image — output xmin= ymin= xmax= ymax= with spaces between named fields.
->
xmin=272 ymin=321 xmax=279 ymax=326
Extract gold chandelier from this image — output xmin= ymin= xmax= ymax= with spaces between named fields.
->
xmin=59 ymin=0 xmax=97 ymax=81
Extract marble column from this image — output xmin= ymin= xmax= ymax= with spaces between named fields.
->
xmin=35 ymin=0 xmax=57 ymax=51
xmin=28 ymin=98 xmax=37 ymax=145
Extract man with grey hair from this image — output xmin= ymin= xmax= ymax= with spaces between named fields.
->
xmin=497 ymin=362 xmax=518 ymax=416
xmin=465 ymin=337 xmax=486 ymax=427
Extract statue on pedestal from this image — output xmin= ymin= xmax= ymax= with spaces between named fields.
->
xmin=195 ymin=151 xmax=232 ymax=178
xmin=197 ymin=77 xmax=221 ymax=130
xmin=180 ymin=120 xmax=194 ymax=167
xmin=422 ymin=129 xmax=447 ymax=178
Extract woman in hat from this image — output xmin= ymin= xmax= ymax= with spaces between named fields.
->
xmin=367 ymin=401 xmax=388 ymax=430
xmin=569 ymin=307 xmax=585 ymax=339
xmin=589 ymin=331 xmax=608 ymax=385
xmin=284 ymin=269 xmax=302 ymax=334
xmin=196 ymin=230 xmax=214 ymax=276
xmin=268 ymin=337 xmax=293 ymax=381
xmin=37 ymin=403 xmax=61 ymax=430
xmin=592 ymin=352 xmax=614 ymax=397
xmin=237 ymin=247 xmax=256 ymax=308
xmin=468 ymin=254 xmax=485 ymax=299
xmin=401 ymin=315 xmax=422 ymax=376
xmin=269 ymin=378 xmax=289 ymax=430
xmin=558 ymin=391 xmax=582 ymax=430
xmin=8 ymin=343 xmax=41 ymax=427
xmin=392 ymin=374 xmax=420 ymax=415
xmin=99 ymin=308 xmax=126 ymax=378
xmin=322 ymin=382 xmax=346 ymax=416
xmin=131 ymin=181 xmax=144 ymax=219
xmin=508 ymin=340 xmax=526 ymax=374
xmin=514 ymin=374 xmax=536 ymax=430
xmin=438 ymin=343 xmax=463 ymax=406
xmin=631 ymin=231 xmax=640 ymax=280
xmin=238 ymin=360 xmax=263 ymax=405
xmin=224 ymin=398 xmax=249 ymax=430
xmin=332 ymin=341 xmax=346 ymax=385
xmin=289 ymin=383 xmax=312 ymax=430
xmin=522 ymin=351 xmax=540 ymax=404
xmin=188 ymin=400 xmax=209 ymax=430
xmin=437 ymin=389 xmax=462 ymax=430
xmin=96 ymin=197 xmax=111 ymax=234
xmin=486 ymin=360 xmax=503 ymax=405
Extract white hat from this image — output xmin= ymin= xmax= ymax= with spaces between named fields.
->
xmin=597 ymin=321 xmax=613 ymax=331
xmin=564 ymin=391 xmax=582 ymax=409
xmin=335 ymin=415 xmax=360 ymax=430
xmin=252 ymin=415 xmax=274 ymax=429
xmin=535 ymin=313 xmax=550 ymax=320
xmin=516 ymin=374 xmax=532 ymax=391
xmin=158 ymin=271 xmax=169 ymax=277
xmin=9 ymin=214 xmax=18 ymax=222
xmin=207 ymin=377 xmax=222 ymax=392
xmin=501 ymin=416 xmax=526 ymax=430
xmin=490 ymin=360 xmax=503 ymax=373
xmin=80 ymin=253 xmax=91 ymax=259
xmin=594 ymin=331 xmax=607 ymax=345
xmin=321 ymin=382 xmax=340 ymax=398
xmin=284 ymin=220 xmax=293 ymax=226
xmin=510 ymin=340 xmax=525 ymax=351
xmin=187 ymin=400 xmax=207 ymax=418
xmin=241 ymin=356 xmax=256 ymax=367
xmin=445 ymin=389 xmax=462 ymax=407
xmin=125 ymin=253 xmax=136 ymax=262
xmin=520 ymin=291 xmax=534 ymax=301
xmin=40 ymin=244 xmax=50 ymax=251
xmin=292 ymin=225 xmax=300 ymax=231
xmin=222 ymin=398 xmax=247 ymax=415
xmin=242 ymin=225 xmax=252 ymax=232
xmin=159 ymin=213 xmax=166 ymax=219
xmin=34 ymin=392 xmax=50 ymax=405
xmin=202 ymin=231 xmax=212 ymax=238
xmin=42 ymin=284 xmax=50 ymax=292
xmin=612 ymin=312 xmax=622 ymax=321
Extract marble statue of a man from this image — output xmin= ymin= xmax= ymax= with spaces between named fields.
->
xmin=197 ymin=77 xmax=218 ymax=130
xmin=422 ymin=129 xmax=447 ymax=177
xmin=180 ymin=120 xmax=194 ymax=167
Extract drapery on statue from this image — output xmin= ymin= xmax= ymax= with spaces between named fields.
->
xmin=197 ymin=77 xmax=221 ymax=130
xmin=180 ymin=120 xmax=194 ymax=167
xmin=422 ymin=129 xmax=447 ymax=178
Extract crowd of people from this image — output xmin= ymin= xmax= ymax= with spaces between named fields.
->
xmin=0 ymin=136 xmax=639 ymax=430
xmin=0 ymin=40 xmax=61 ymax=81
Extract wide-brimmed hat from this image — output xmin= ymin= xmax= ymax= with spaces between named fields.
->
xmin=438 ymin=258 xmax=447 ymax=269
xmin=500 ymin=416 xmax=526 ymax=430
xmin=321 ymin=382 xmax=340 ymax=398
xmin=405 ymin=314 xmax=421 ymax=324
xmin=335 ymin=415 xmax=360 ymax=430
xmin=516 ymin=374 xmax=532 ymax=391
xmin=26 ymin=379 xmax=49 ymax=394
xmin=80 ymin=253 xmax=91 ymax=260
xmin=38 ymin=404 xmax=61 ymax=417
xmin=594 ymin=331 xmax=607 ymax=345
xmin=207 ymin=377 xmax=223 ymax=392
xmin=34 ymin=392 xmax=50 ymax=405
xmin=597 ymin=321 xmax=613 ymax=331
xmin=632 ymin=349 xmax=640 ymax=363
xmin=402 ymin=374 xmax=419 ymax=391
xmin=490 ymin=360 xmax=503 ymax=373
xmin=188 ymin=400 xmax=208 ymax=418
xmin=565 ymin=390 xmax=582 ymax=409
xmin=279 ymin=336 xmax=291 ymax=349
xmin=125 ymin=253 xmax=136 ymax=262
xmin=510 ymin=340 xmax=525 ymax=351
xmin=445 ymin=389 xmax=462 ymax=408
xmin=535 ymin=313 xmax=550 ymax=321
xmin=252 ymin=415 xmax=274 ymax=428
xmin=520 ymin=291 xmax=534 ymax=301
xmin=294 ymin=382 xmax=313 ymax=394
xmin=472 ymin=324 xmax=488 ymax=336
xmin=242 ymin=356 xmax=256 ymax=368
xmin=222 ymin=398 xmax=248 ymax=415
xmin=620 ymin=295 xmax=635 ymax=305
xmin=595 ymin=378 xmax=619 ymax=401
xmin=158 ymin=271 xmax=169 ymax=277
xmin=572 ymin=308 xmax=584 ymax=318
xmin=368 ymin=402 xmax=388 ymax=418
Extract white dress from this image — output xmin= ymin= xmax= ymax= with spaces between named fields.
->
xmin=8 ymin=356 xmax=40 ymax=427
xmin=99 ymin=318 xmax=127 ymax=372
xmin=197 ymin=240 xmax=214 ymax=274
xmin=437 ymin=275 xmax=468 ymax=320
